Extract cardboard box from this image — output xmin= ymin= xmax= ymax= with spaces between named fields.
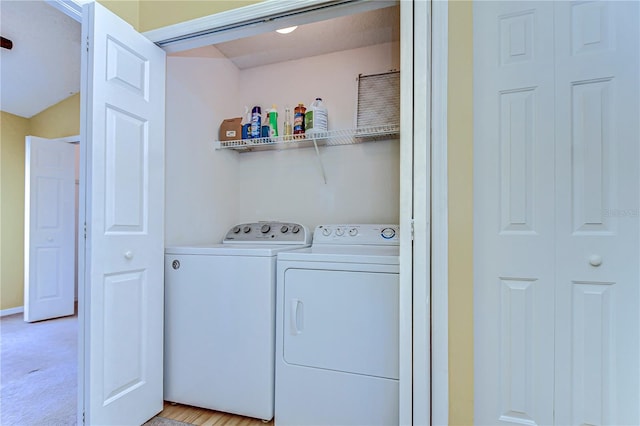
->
xmin=219 ymin=117 xmax=242 ymax=141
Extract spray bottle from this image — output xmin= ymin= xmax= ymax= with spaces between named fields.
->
xmin=268 ymin=105 xmax=279 ymax=138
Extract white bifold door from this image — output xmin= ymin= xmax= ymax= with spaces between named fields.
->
xmin=474 ymin=1 xmax=639 ymax=425
xmin=80 ymin=2 xmax=166 ymax=425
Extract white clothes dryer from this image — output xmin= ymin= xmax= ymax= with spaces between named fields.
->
xmin=275 ymin=224 xmax=400 ymax=426
xmin=164 ymin=222 xmax=311 ymax=422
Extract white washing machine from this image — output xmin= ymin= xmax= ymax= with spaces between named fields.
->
xmin=164 ymin=222 xmax=311 ymax=421
xmin=275 ymin=224 xmax=400 ymax=426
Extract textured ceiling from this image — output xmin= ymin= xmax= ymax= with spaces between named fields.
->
xmin=171 ymin=5 xmax=400 ymax=69
xmin=0 ymin=0 xmax=81 ymax=118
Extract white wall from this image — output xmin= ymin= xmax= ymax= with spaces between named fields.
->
xmin=236 ymin=42 xmax=401 ymax=230
xmin=165 ymin=42 xmax=401 ymax=243
xmin=238 ymin=42 xmax=400 ymax=131
xmin=165 ymin=50 xmax=242 ymax=246
xmin=235 ymin=141 xmax=399 ymax=228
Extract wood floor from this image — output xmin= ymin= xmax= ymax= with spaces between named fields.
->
xmin=158 ymin=401 xmax=274 ymax=425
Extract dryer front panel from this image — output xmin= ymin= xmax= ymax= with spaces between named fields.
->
xmin=282 ymin=267 xmax=399 ymax=379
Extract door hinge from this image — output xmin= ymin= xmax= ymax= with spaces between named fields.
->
xmin=82 ymin=411 xmax=85 ymax=425
xmin=84 ymin=222 xmax=87 ymax=240
xmin=86 ymin=37 xmax=89 ymax=52
xmin=410 ymin=219 xmax=415 ymax=241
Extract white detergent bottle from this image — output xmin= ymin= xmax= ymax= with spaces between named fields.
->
xmin=305 ymin=97 xmax=328 ymax=135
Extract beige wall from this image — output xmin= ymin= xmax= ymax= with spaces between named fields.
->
xmin=138 ymin=0 xmax=262 ymax=32
xmin=0 ymin=95 xmax=80 ymax=311
xmin=100 ymin=0 xmax=140 ymax=29
xmin=448 ymin=1 xmax=474 ymax=424
xmin=30 ymin=93 xmax=80 ymax=139
xmin=98 ymin=0 xmax=263 ymax=32
xmin=0 ymin=112 xmax=30 ymax=311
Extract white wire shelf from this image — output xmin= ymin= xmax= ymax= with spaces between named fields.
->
xmin=214 ymin=124 xmax=399 ymax=152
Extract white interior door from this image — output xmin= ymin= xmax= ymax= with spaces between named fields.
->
xmin=24 ymin=136 xmax=76 ymax=323
xmin=80 ymin=2 xmax=166 ymax=425
xmin=474 ymin=1 xmax=639 ymax=425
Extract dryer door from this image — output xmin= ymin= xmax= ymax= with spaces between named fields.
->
xmin=283 ymin=268 xmax=399 ymax=379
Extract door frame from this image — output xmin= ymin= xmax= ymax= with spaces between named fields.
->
xmin=148 ymin=2 xmax=449 ymax=423
xmin=430 ymin=1 xmax=449 ymax=424
xmin=55 ymin=0 xmax=450 ymax=423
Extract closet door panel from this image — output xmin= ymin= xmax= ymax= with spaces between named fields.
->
xmin=473 ymin=2 xmax=555 ymax=425
xmin=554 ymin=1 xmax=640 ymax=424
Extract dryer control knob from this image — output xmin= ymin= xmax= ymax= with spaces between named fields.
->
xmin=349 ymin=228 xmax=358 ymax=237
xmin=381 ymin=227 xmax=396 ymax=239
xmin=292 ymin=225 xmax=300 ymax=234
xmin=261 ymin=224 xmax=271 ymax=234
xmin=243 ymin=225 xmax=251 ymax=233
xmin=335 ymin=228 xmax=345 ymax=236
xmin=232 ymin=226 xmax=241 ymax=234
xmin=281 ymin=225 xmax=289 ymax=233
xmin=322 ymin=227 xmax=332 ymax=236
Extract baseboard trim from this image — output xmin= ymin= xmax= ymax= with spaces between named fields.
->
xmin=1 ymin=306 xmax=24 ymax=317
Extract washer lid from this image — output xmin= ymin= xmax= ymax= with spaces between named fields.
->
xmin=277 ymin=244 xmax=399 ymax=264
xmin=165 ymin=243 xmax=310 ymax=256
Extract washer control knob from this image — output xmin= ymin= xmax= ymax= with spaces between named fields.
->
xmin=322 ymin=227 xmax=332 ymax=236
xmin=243 ymin=225 xmax=251 ymax=233
xmin=292 ymin=225 xmax=300 ymax=234
xmin=381 ymin=227 xmax=396 ymax=239
xmin=335 ymin=228 xmax=345 ymax=236
xmin=232 ymin=226 xmax=241 ymax=234
xmin=261 ymin=224 xmax=271 ymax=234
xmin=281 ymin=225 xmax=289 ymax=233
xmin=349 ymin=228 xmax=358 ymax=237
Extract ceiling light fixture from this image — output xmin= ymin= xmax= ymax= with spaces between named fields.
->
xmin=276 ymin=26 xmax=298 ymax=34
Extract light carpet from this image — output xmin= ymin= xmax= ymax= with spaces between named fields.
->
xmin=1 ymin=312 xmax=192 ymax=426
xmin=0 ymin=312 xmax=78 ymax=426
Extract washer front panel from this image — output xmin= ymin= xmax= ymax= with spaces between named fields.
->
xmin=164 ymin=254 xmax=276 ymax=419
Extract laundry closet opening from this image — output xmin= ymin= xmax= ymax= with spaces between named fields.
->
xmin=145 ymin=0 xmax=435 ymax=421
xmin=162 ymin=3 xmax=401 ymax=248
xmin=160 ymin=1 xmax=405 ymax=423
